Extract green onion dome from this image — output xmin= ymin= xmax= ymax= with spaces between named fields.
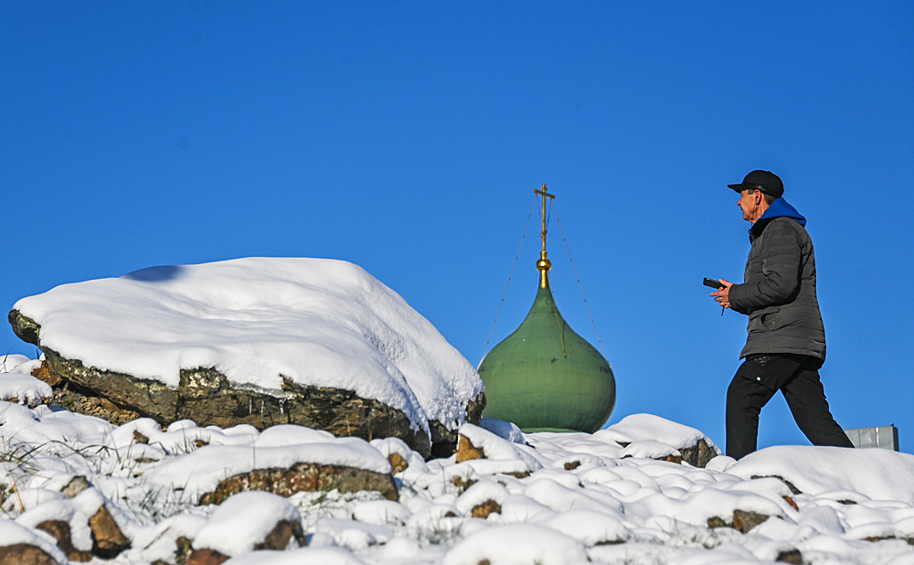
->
xmin=477 ymin=278 xmax=616 ymax=433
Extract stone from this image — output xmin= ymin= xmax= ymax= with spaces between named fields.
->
xmin=34 ymin=521 xmax=92 ymax=562
xmin=186 ymin=548 xmax=229 ymax=565
xmin=428 ymin=392 xmax=486 ymax=459
xmin=732 ymin=509 xmax=770 ymax=533
xmin=253 ymin=519 xmax=306 ymax=550
xmin=750 ymin=474 xmax=802 ymax=495
xmin=455 ymin=434 xmax=485 ymax=463
xmin=0 ymin=544 xmax=62 ymax=565
xmin=198 ymin=462 xmax=398 ymax=505
xmin=471 ymin=499 xmax=502 ymax=519
xmin=60 ymin=476 xmax=91 ymax=498
xmin=88 ymin=505 xmax=131 ymax=558
xmin=776 ymin=549 xmax=804 ymax=564
xmin=679 ymin=438 xmax=717 ymax=468
xmin=175 ymin=536 xmax=193 ymax=564
xmin=783 ymin=495 xmax=799 ymax=511
xmin=451 ymin=476 xmax=477 ymax=494
xmin=388 ymin=452 xmax=409 ymax=474
xmin=707 ymin=510 xmax=772 ymax=534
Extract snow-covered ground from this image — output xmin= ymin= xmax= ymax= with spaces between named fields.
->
xmin=1 ymin=360 xmax=914 ymax=564
xmin=5 ymin=260 xmax=914 ymax=564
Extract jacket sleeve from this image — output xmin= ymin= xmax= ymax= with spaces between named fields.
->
xmin=729 ymin=220 xmax=802 ymax=311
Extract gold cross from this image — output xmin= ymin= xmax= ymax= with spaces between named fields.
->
xmin=533 ymin=184 xmax=555 ymax=287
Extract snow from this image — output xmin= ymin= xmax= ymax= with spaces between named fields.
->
xmin=1 ymin=391 xmax=914 ymax=564
xmin=4 ymin=260 xmax=914 ymax=564
xmin=0 ymin=372 xmax=52 ymax=407
xmin=192 ymin=491 xmax=302 ymax=555
xmin=144 ymin=435 xmax=392 ymax=502
xmin=12 ymin=258 xmax=485 ymax=435
xmin=442 ymin=524 xmax=590 ymax=565
xmin=0 ymin=354 xmax=51 ymax=407
xmin=728 ymin=445 xmax=914 ymax=504
xmin=0 ymin=520 xmax=69 ymax=563
xmin=597 ymin=413 xmax=720 ymax=453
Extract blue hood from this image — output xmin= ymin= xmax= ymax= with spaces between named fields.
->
xmin=750 ymin=198 xmax=806 ymax=239
xmin=758 ymin=198 xmax=806 ymax=226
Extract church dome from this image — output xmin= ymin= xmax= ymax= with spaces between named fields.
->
xmin=477 ymin=185 xmax=615 ymax=433
xmin=477 ymin=278 xmax=615 ymax=432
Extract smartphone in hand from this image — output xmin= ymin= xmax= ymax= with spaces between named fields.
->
xmin=703 ymin=278 xmax=725 ymax=289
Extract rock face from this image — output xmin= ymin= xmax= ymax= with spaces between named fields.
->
xmin=10 ymin=328 xmax=436 ymax=456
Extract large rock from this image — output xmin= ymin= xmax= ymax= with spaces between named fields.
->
xmin=9 ymin=258 xmax=487 ymax=457
xmin=18 ymin=342 xmax=431 ymax=456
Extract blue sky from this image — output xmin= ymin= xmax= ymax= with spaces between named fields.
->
xmin=3 ymin=2 xmax=912 ymax=453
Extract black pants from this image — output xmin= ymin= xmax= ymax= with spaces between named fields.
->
xmin=726 ymin=353 xmax=853 ymax=459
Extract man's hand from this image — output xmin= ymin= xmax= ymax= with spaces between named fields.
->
xmin=710 ymin=279 xmax=734 ymax=309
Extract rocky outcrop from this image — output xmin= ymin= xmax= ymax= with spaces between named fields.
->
xmin=11 ymin=310 xmax=489 ymax=458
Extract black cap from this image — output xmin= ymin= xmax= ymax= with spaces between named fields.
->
xmin=728 ymin=170 xmax=784 ymax=198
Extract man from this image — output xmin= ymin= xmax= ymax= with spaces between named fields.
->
xmin=710 ymin=170 xmax=853 ymax=459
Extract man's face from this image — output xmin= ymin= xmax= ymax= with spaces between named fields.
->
xmin=737 ymin=189 xmax=763 ymax=222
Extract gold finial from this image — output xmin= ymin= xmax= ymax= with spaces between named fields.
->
xmin=533 ymin=184 xmax=555 ymax=288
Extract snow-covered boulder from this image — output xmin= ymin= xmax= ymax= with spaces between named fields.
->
xmin=188 ymin=492 xmax=306 ymax=564
xmin=9 ymin=258 xmax=486 ymax=457
xmin=596 ymin=413 xmax=720 ymax=467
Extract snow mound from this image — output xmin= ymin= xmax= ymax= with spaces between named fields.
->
xmin=729 ymin=445 xmax=914 ymax=503
xmin=0 ymin=372 xmax=52 ymax=407
xmin=193 ymin=492 xmax=302 ymax=555
xmin=12 ymin=257 xmax=484 ymax=432
xmin=598 ymin=413 xmax=719 ymax=452
xmin=442 ymin=523 xmax=589 ymax=565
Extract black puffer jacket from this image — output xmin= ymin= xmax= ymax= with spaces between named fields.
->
xmin=728 ymin=199 xmax=826 ymax=360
